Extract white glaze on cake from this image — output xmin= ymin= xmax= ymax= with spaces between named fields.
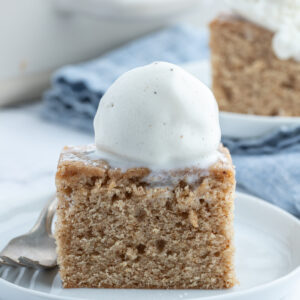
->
xmin=60 ymin=144 xmax=231 ymax=188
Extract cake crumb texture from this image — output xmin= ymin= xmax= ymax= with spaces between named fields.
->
xmin=55 ymin=145 xmax=236 ymax=289
xmin=210 ymin=15 xmax=300 ymax=116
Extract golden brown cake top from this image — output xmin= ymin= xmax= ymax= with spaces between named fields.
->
xmin=57 ymin=144 xmax=234 ymax=188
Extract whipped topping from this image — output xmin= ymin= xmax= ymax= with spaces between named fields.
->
xmin=93 ymin=62 xmax=221 ymax=170
xmin=226 ymin=0 xmax=300 ymax=61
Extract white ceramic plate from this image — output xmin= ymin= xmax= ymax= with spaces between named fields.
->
xmin=1 ymin=192 xmax=300 ymax=300
xmin=182 ymin=61 xmax=300 ymax=139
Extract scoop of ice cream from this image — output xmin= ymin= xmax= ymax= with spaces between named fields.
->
xmin=93 ymin=62 xmax=221 ymax=169
xmin=225 ymin=0 xmax=300 ymax=61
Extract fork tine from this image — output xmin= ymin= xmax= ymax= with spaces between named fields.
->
xmin=0 ymin=256 xmax=25 ymax=268
xmin=0 ymin=257 xmax=11 ymax=267
xmin=18 ymin=257 xmax=40 ymax=269
xmin=19 ymin=256 xmax=57 ymax=269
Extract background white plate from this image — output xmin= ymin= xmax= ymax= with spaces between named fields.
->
xmin=0 ymin=192 xmax=300 ymax=300
xmin=182 ymin=61 xmax=300 ymax=139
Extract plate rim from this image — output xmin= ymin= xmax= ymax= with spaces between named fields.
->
xmin=220 ymin=111 xmax=300 ymax=124
xmin=1 ymin=192 xmax=300 ymax=300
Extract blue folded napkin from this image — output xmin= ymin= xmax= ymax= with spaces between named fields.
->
xmin=43 ymin=24 xmax=209 ymax=131
xmin=222 ymin=126 xmax=300 ymax=217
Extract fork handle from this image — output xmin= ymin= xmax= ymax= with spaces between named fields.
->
xmin=29 ymin=196 xmax=57 ymax=236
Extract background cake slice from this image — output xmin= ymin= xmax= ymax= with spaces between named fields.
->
xmin=210 ymin=15 xmax=300 ymax=116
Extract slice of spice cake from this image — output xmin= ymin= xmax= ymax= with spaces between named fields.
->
xmin=55 ymin=144 xmax=236 ymax=289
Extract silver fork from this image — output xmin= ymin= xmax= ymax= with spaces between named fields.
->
xmin=0 ymin=196 xmax=57 ymax=269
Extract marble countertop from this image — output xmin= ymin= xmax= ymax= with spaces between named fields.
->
xmin=0 ymin=103 xmax=92 ymax=205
